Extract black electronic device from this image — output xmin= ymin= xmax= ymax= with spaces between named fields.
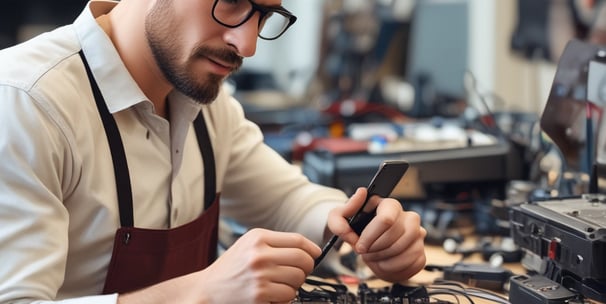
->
xmin=444 ymin=263 xmax=513 ymax=291
xmin=302 ymin=121 xmax=522 ymax=237
xmin=509 ymin=274 xmax=578 ymax=304
xmin=509 ymin=38 xmax=606 ymax=303
xmin=302 ymin=136 xmax=517 ymax=199
xmin=509 ymin=195 xmax=606 ymax=302
xmin=293 ymin=278 xmax=357 ymax=303
xmin=314 ymin=160 xmax=409 ymax=268
xmin=510 ymin=195 xmax=606 ymax=281
xmin=357 ymin=283 xmax=429 ymax=304
xmin=292 ymin=278 xmax=429 ymax=304
xmin=348 ymin=160 xmax=409 ymax=235
xmin=425 ymin=262 xmax=513 ymax=292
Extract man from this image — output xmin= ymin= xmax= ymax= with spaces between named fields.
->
xmin=0 ymin=0 xmax=426 ymax=303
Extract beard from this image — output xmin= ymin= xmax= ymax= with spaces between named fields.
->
xmin=145 ymin=1 xmax=243 ymax=104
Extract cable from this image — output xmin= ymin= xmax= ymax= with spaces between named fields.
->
xmin=295 ymin=277 xmax=514 ymax=303
xmin=465 ymin=289 xmax=510 ymax=304
xmin=427 ymin=291 xmax=463 ymax=304
xmin=429 ymin=280 xmax=512 ymax=304
xmin=427 ymin=289 xmax=475 ymax=304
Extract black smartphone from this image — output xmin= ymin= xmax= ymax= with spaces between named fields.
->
xmin=314 ymin=160 xmax=409 ymax=268
xmin=348 ymin=160 xmax=409 ymax=235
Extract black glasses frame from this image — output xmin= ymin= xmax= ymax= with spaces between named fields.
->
xmin=211 ymin=0 xmax=297 ymax=40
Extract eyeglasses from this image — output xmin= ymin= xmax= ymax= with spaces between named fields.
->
xmin=212 ymin=0 xmax=297 ymax=40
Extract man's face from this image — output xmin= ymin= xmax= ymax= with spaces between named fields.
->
xmin=145 ymin=0 xmax=245 ymax=104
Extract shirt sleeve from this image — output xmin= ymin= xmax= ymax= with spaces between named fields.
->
xmin=14 ymin=294 xmax=119 ymax=304
xmin=211 ymin=93 xmax=348 ymax=245
xmin=0 ymin=87 xmax=116 ymax=304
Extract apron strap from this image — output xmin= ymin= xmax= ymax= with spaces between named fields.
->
xmin=79 ymin=51 xmax=134 ymax=227
xmin=193 ymin=114 xmax=216 ymax=209
xmin=78 ymin=51 xmax=217 ymax=226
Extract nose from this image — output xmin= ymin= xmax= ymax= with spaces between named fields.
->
xmin=223 ymin=13 xmax=260 ymax=58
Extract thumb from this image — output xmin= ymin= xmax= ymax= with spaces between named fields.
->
xmin=343 ymin=187 xmax=369 ymax=219
xmin=329 ymin=187 xmax=368 ymax=236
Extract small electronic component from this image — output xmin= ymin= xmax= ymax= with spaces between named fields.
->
xmin=291 ymin=279 xmax=429 ymax=303
xmin=425 ymin=262 xmax=513 ymax=291
xmin=509 ymin=274 xmax=578 ymax=304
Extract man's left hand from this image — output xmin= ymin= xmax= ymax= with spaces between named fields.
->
xmin=327 ymin=187 xmax=427 ymax=282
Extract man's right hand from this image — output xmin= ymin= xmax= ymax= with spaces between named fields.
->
xmin=118 ymin=228 xmax=321 ymax=304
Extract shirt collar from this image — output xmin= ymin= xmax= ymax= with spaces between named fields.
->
xmin=168 ymin=90 xmax=206 ymax=123
xmin=73 ymin=0 xmax=149 ymax=114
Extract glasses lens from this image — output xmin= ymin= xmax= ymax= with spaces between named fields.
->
xmin=213 ymin=0 xmax=295 ymax=40
xmin=213 ymin=0 xmax=253 ymax=26
xmin=259 ymin=12 xmax=291 ymax=40
xmin=259 ymin=12 xmax=290 ymax=39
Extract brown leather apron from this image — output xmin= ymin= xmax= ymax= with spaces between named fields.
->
xmin=79 ymin=51 xmax=219 ymax=294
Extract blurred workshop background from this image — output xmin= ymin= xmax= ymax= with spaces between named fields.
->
xmin=4 ymin=0 xmax=604 ymax=275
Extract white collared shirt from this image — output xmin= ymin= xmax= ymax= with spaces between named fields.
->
xmin=0 ymin=1 xmax=347 ymax=303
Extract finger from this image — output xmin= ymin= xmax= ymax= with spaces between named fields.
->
xmin=252 ymin=263 xmax=308 ymax=290
xmin=335 ymin=187 xmax=368 ymax=223
xmin=366 ymin=210 xmax=422 ymax=256
xmin=362 ymin=218 xmax=405 ymax=256
xmin=382 ymin=251 xmax=427 ymax=282
xmin=257 ymin=246 xmax=317 ymax=275
xmin=250 ymin=229 xmax=322 ymax=258
xmin=363 ymin=235 xmax=427 ymax=281
xmin=273 ymin=265 xmax=308 ymax=290
xmin=265 ymin=264 xmax=329 ymax=303
xmin=327 ymin=188 xmax=367 ymax=244
xmin=354 ymin=198 xmax=402 ymax=253
xmin=257 ymin=280 xmax=299 ymax=303
xmin=363 ymin=219 xmax=424 ymax=262
xmin=244 ymin=265 xmax=305 ymax=302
